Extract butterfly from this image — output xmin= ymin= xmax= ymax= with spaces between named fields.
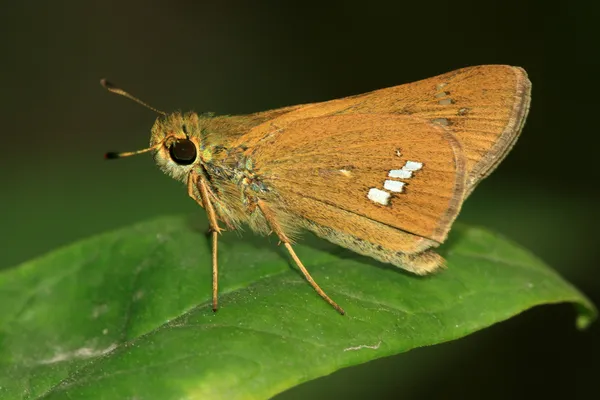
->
xmin=104 ymin=65 xmax=531 ymax=314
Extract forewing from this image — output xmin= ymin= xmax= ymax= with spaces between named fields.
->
xmin=238 ymin=65 xmax=530 ymax=195
xmin=248 ymin=114 xmax=466 ymax=243
xmin=201 ymin=103 xmax=306 ymax=145
xmin=347 ymin=65 xmax=531 ymax=193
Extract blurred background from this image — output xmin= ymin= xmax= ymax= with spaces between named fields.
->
xmin=1 ymin=0 xmax=598 ymax=398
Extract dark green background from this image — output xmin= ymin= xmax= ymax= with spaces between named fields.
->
xmin=1 ymin=1 xmax=598 ymax=399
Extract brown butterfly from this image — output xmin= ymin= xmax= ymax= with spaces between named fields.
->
xmin=103 ymin=65 xmax=531 ymax=314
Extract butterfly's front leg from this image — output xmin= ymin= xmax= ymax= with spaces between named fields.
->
xmin=187 ymin=172 xmax=222 ymax=312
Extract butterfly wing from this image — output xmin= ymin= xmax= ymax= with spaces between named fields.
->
xmin=246 ymin=114 xmax=466 ymax=245
xmin=346 ymin=65 xmax=531 ymax=194
xmin=237 ymin=65 xmax=530 ymax=196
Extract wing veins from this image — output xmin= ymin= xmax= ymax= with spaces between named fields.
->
xmin=282 ymin=187 xmax=437 ymax=242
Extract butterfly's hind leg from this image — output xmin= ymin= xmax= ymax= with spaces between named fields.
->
xmin=256 ymin=200 xmax=346 ymax=315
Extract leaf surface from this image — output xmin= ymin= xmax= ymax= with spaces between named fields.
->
xmin=0 ymin=215 xmax=594 ymax=399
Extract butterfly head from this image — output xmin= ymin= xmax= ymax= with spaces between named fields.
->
xmin=149 ymin=111 xmax=207 ymax=182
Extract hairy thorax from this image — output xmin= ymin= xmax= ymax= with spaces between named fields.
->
xmin=150 ymin=112 xmax=276 ymax=231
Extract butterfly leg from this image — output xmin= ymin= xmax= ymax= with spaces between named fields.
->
xmin=256 ymin=200 xmax=345 ymax=315
xmin=188 ymin=173 xmax=222 ymax=312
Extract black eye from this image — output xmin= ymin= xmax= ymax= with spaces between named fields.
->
xmin=169 ymin=139 xmax=197 ymax=165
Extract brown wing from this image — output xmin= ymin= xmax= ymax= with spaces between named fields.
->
xmin=200 ymin=104 xmax=306 ymax=143
xmin=346 ymin=65 xmax=531 ymax=194
xmin=236 ymin=65 xmax=530 ymax=196
xmin=247 ymin=114 xmax=466 ymax=243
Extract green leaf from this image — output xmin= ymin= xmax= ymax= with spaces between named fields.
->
xmin=0 ymin=215 xmax=595 ymax=400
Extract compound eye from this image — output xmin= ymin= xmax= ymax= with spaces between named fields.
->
xmin=169 ymin=139 xmax=197 ymax=165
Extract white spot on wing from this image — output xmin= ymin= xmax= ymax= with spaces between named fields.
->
xmin=339 ymin=169 xmax=352 ymax=177
xmin=384 ymin=180 xmax=404 ymax=193
xmin=403 ymin=161 xmax=423 ymax=171
xmin=372 ymin=152 xmax=424 ymax=200
xmin=388 ymin=169 xmax=412 ymax=179
xmin=368 ymin=188 xmax=390 ymax=205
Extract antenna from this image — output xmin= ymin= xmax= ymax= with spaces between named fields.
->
xmin=100 ymin=79 xmax=167 ymax=116
xmin=104 ymin=143 xmax=163 ymax=160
